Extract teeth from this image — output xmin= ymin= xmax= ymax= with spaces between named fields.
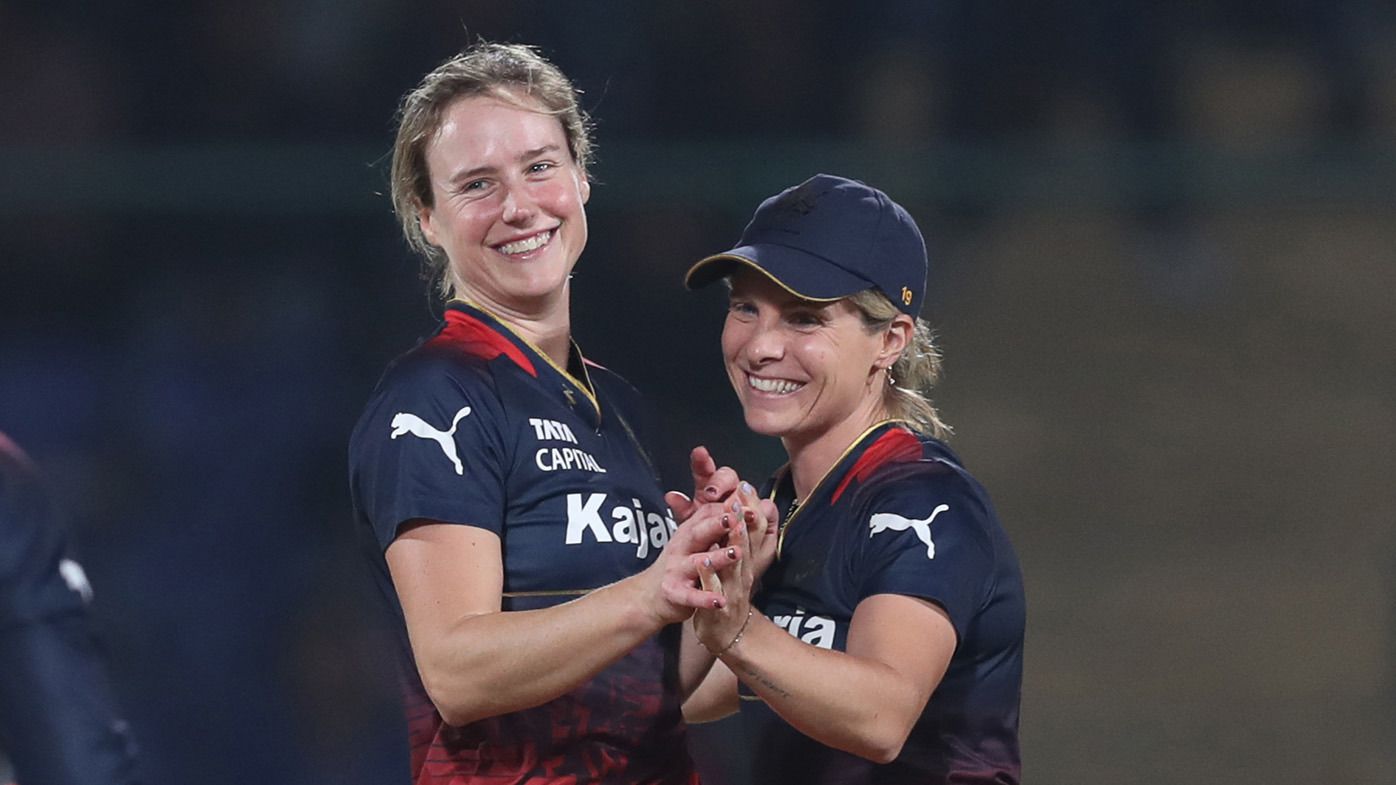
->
xmin=748 ymin=375 xmax=803 ymax=395
xmin=498 ymin=230 xmax=551 ymax=255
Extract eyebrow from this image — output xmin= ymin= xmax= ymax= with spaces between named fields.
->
xmin=446 ymin=144 xmax=563 ymax=186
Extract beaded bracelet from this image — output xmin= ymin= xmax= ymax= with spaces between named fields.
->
xmin=706 ymin=608 xmax=754 ymax=656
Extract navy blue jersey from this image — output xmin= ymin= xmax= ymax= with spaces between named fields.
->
xmin=0 ymin=433 xmax=138 ymax=785
xmin=742 ymin=421 xmax=1024 ymax=785
xmin=348 ymin=302 xmax=696 ymax=784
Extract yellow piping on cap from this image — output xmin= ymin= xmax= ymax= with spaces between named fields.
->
xmin=684 ymin=253 xmax=845 ymax=304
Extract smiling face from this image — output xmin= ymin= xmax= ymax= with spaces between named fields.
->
xmin=417 ymin=92 xmax=591 ymax=315
xmin=722 ymin=269 xmax=904 ymax=453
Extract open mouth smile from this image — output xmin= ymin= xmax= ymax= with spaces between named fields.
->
xmin=746 ymin=373 xmax=805 ymax=396
xmin=495 ymin=229 xmax=553 ymax=256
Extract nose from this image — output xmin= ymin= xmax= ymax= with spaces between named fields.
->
xmin=742 ymin=318 xmax=785 ymax=366
xmin=500 ymin=184 xmax=538 ymax=225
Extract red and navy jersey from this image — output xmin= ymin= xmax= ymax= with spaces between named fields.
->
xmin=742 ymin=421 xmax=1024 ymax=785
xmin=0 ymin=433 xmax=139 ymax=785
xmin=348 ymin=301 xmax=696 ymax=784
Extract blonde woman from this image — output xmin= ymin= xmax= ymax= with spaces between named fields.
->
xmin=350 ymin=43 xmax=751 ymax=784
xmin=682 ymin=175 xmax=1025 ymax=784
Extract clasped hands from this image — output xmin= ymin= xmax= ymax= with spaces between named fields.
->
xmin=655 ymin=446 xmax=778 ymax=656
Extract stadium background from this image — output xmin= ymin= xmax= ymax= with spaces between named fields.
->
xmin=2 ymin=2 xmax=1393 ymax=783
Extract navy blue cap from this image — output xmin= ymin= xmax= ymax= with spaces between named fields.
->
xmin=685 ymin=174 xmax=928 ymax=316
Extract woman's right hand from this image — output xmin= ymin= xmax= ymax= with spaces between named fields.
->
xmin=656 ymin=446 xmax=776 ymax=628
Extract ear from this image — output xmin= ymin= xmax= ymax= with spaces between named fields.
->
xmin=417 ymin=201 xmax=439 ymax=246
xmin=877 ymin=314 xmax=914 ymax=370
xmin=578 ymin=172 xmax=591 ymax=205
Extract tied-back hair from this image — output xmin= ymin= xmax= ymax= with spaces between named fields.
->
xmin=846 ymin=289 xmax=953 ymax=441
xmin=389 ymin=42 xmax=594 ymax=298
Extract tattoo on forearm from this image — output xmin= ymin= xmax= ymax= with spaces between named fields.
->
xmin=740 ymin=664 xmax=790 ymax=699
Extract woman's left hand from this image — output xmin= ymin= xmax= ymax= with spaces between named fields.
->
xmin=734 ymin=481 xmax=779 ymax=582
xmin=664 ymin=446 xmax=740 ymax=523
xmin=692 ymin=496 xmax=761 ymax=654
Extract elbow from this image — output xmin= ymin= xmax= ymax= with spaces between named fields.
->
xmin=850 ymin=718 xmax=913 ymax=765
xmin=854 ymin=735 xmax=907 ymax=766
xmin=418 ymin=662 xmax=489 ymax=727
xmin=862 ymin=738 xmax=905 ymax=766
xmin=436 ymin=706 xmax=472 ymax=728
xmin=432 ymin=697 xmax=476 ymax=728
xmin=426 ymin=689 xmax=490 ymax=728
xmin=420 ymin=674 xmax=469 ymax=727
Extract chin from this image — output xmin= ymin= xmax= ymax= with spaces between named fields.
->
xmin=742 ymin=409 xmax=791 ymax=439
xmin=511 ymin=272 xmax=569 ymax=300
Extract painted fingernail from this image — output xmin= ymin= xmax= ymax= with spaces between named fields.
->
xmin=704 ymin=557 xmax=713 ymax=569
xmin=733 ymin=500 xmax=743 ymax=515
xmin=704 ymin=485 xmax=718 ymax=498
xmin=727 ymin=547 xmax=737 ymax=560
xmin=741 ymin=481 xmax=754 ymax=494
xmin=721 ymin=514 xmax=730 ymax=528
xmin=712 ymin=599 xmax=722 ymax=609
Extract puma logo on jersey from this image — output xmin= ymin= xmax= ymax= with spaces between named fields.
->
xmin=868 ymin=504 xmax=950 ymax=559
xmin=389 ymin=406 xmax=472 ymax=475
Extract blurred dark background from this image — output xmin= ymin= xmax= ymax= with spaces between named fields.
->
xmin=2 ymin=2 xmax=1394 ymax=783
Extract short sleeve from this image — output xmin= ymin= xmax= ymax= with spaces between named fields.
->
xmin=349 ymin=355 xmax=510 ymax=550
xmin=850 ymin=466 xmax=995 ymax=644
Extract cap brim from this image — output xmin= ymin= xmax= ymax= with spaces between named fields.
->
xmin=684 ymin=244 xmax=874 ymax=302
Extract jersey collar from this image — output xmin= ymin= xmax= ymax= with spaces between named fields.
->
xmin=771 ymin=419 xmax=917 ymax=559
xmin=446 ymin=299 xmax=602 ymax=424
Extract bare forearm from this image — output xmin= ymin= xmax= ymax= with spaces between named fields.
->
xmin=678 ymin=622 xmax=717 ymax=698
xmin=680 ymin=623 xmax=747 ymax=723
xmin=720 ymin=616 xmax=922 ymax=762
xmin=417 ymin=576 xmax=661 ymax=725
xmin=396 ymin=502 xmax=738 ymax=727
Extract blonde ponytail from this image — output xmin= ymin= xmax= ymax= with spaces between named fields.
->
xmin=847 ymin=289 xmax=953 ymax=440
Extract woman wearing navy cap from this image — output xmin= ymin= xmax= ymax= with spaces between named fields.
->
xmin=682 ymin=175 xmax=1025 ymax=784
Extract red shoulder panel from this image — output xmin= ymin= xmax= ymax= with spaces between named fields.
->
xmin=831 ymin=427 xmax=922 ymax=503
xmin=432 ymin=309 xmax=538 ymax=378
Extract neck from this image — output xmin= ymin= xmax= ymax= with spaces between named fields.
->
xmin=459 ymin=285 xmax=573 ymax=367
xmin=782 ymin=399 xmax=889 ymax=501
xmin=512 ymin=313 xmax=572 ymax=368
